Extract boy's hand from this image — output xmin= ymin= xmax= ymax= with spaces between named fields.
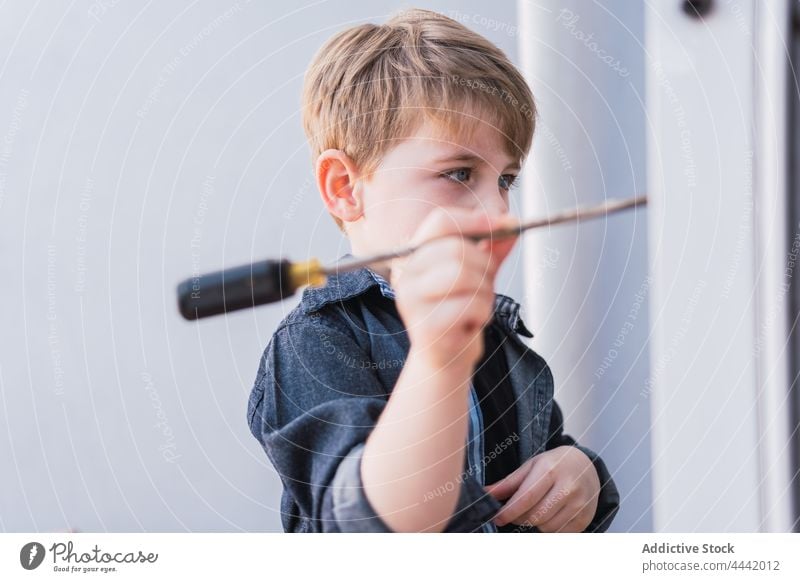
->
xmin=390 ymin=207 xmax=519 ymax=371
xmin=485 ymin=446 xmax=601 ymax=532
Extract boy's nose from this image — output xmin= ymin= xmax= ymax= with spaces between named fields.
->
xmin=483 ymin=193 xmax=510 ymax=217
xmin=465 ymin=185 xmax=509 ymax=216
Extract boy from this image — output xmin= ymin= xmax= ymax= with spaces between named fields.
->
xmin=247 ymin=8 xmax=619 ymax=533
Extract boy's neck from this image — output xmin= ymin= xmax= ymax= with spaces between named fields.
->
xmin=348 ymin=237 xmax=392 ymax=280
xmin=366 ymin=263 xmax=391 ymax=281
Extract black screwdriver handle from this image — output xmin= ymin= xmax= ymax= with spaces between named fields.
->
xmin=177 ymin=259 xmax=293 ymax=320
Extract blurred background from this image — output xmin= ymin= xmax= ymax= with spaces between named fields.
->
xmin=0 ymin=0 xmax=797 ymax=532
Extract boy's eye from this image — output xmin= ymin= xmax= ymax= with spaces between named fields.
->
xmin=441 ymin=167 xmax=472 ymax=183
xmin=498 ymin=174 xmax=518 ymax=190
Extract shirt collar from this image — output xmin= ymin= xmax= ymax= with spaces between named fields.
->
xmin=300 ymin=253 xmax=534 ymax=338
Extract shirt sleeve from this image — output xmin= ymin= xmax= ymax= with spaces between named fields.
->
xmin=544 ymin=399 xmax=620 ymax=532
xmin=247 ymin=317 xmax=502 ymax=532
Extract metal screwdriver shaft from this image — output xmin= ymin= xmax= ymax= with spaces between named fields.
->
xmin=328 ymin=195 xmax=647 ymax=276
xmin=177 ymin=195 xmax=646 ymax=320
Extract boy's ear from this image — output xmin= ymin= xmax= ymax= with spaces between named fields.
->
xmin=315 ymin=149 xmax=364 ymax=224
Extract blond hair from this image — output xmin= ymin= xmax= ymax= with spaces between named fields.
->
xmin=301 ymin=8 xmax=536 ymax=232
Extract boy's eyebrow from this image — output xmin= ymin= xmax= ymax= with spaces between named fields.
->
xmin=432 ymin=152 xmax=482 ymax=165
xmin=431 ymin=152 xmax=520 ymax=172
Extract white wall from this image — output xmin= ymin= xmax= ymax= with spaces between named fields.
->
xmin=644 ymin=0 xmax=796 ymax=532
xmin=519 ymin=0 xmax=652 ymax=532
xmin=0 ymin=0 xmax=525 ymax=532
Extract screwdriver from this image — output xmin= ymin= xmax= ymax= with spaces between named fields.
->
xmin=177 ymin=195 xmax=646 ymax=321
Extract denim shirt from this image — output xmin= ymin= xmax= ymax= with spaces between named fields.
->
xmin=247 ymin=255 xmax=620 ymax=533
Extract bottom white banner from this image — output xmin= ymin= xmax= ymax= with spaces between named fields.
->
xmin=1 ymin=533 xmax=798 ymax=581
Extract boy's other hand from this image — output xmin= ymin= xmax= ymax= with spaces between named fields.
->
xmin=390 ymin=207 xmax=519 ymax=371
xmin=484 ymin=446 xmax=601 ymax=532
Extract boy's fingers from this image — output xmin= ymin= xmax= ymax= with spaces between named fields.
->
xmin=484 ymin=457 xmax=530 ymax=500
xmin=491 ymin=463 xmax=555 ymax=526
xmin=533 ymin=504 xmax=571 ymax=532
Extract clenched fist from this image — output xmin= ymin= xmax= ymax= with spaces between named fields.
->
xmin=390 ymin=207 xmax=520 ymax=372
